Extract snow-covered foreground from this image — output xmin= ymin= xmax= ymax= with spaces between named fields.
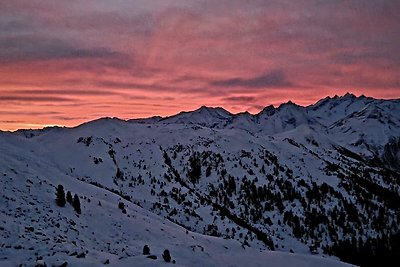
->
xmin=0 ymin=167 xmax=351 ymax=266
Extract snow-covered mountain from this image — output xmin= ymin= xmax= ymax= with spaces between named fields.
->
xmin=1 ymin=93 xmax=399 ymax=266
xmin=161 ymin=106 xmax=232 ymax=128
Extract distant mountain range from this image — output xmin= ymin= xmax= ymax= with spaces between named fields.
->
xmin=1 ymin=93 xmax=399 ymax=266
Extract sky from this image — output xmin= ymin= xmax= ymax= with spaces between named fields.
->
xmin=0 ymin=0 xmax=399 ymax=131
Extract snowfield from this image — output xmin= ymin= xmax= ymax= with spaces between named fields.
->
xmin=0 ymin=160 xmax=352 ymax=267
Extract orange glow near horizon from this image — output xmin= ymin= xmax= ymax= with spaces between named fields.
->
xmin=1 ymin=1 xmax=399 ymax=131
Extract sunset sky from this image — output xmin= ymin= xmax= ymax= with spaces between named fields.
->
xmin=1 ymin=0 xmax=399 ymax=131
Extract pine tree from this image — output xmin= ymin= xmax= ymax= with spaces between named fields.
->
xmin=162 ymin=249 xmax=171 ymax=262
xmin=66 ymin=191 xmax=72 ymax=204
xmin=188 ymin=153 xmax=201 ymax=184
xmin=73 ymin=194 xmax=81 ymax=214
xmin=56 ymin=185 xmax=66 ymax=207
xmin=143 ymin=245 xmax=150 ymax=255
xmin=206 ymin=165 xmax=212 ymax=177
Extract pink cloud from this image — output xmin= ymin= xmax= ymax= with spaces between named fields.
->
xmin=0 ymin=0 xmax=399 ymax=130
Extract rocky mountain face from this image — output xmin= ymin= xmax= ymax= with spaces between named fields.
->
xmin=1 ymin=94 xmax=399 ymax=266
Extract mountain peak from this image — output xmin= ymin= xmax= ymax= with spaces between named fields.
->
xmin=258 ymin=105 xmax=276 ymax=116
xmin=277 ymin=100 xmax=301 ymax=110
xmin=193 ymin=106 xmax=231 ymax=118
xmin=161 ymin=105 xmax=231 ymax=127
xmin=342 ymin=92 xmax=357 ymax=99
xmin=198 ymin=105 xmax=209 ymax=110
xmin=196 ymin=105 xmax=228 ymax=113
xmin=235 ymin=110 xmax=252 ymax=116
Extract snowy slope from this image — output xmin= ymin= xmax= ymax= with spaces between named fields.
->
xmin=0 ymin=137 xmax=352 ymax=267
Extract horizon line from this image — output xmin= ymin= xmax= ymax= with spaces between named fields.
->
xmin=2 ymin=92 xmax=398 ymax=133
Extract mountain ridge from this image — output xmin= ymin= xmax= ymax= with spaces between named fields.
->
xmin=3 ymin=93 xmax=398 ymax=134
